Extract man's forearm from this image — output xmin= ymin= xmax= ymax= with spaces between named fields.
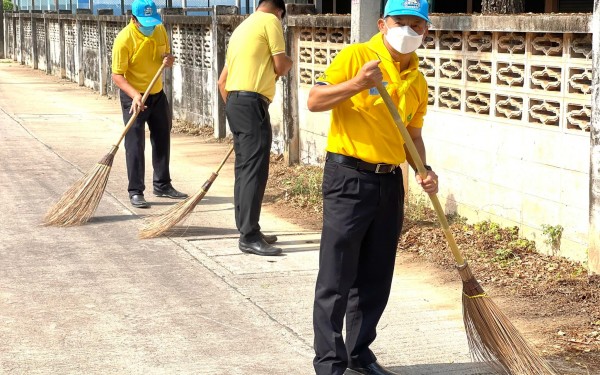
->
xmin=307 ymin=78 xmax=365 ymax=112
xmin=404 ymin=137 xmax=427 ymax=172
xmin=112 ymin=74 xmax=140 ymax=100
xmin=218 ymin=83 xmax=228 ymax=103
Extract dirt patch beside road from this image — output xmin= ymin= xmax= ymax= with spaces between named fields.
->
xmin=264 ymin=156 xmax=600 ymax=375
xmin=178 ymin=129 xmax=600 ymax=374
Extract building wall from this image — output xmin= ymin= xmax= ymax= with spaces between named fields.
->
xmin=288 ymin=13 xmax=592 ymax=262
xmin=2 ymin=10 xmax=593 ymax=263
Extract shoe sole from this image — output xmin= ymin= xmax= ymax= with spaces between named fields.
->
xmin=131 ymin=203 xmax=150 ymax=208
xmin=239 ymin=245 xmax=282 ymax=256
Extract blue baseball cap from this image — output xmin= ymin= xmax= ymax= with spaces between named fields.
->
xmin=131 ymin=0 xmax=162 ymax=27
xmin=384 ymin=0 xmax=430 ymax=23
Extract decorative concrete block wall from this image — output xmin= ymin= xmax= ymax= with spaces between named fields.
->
xmin=2 ymin=11 xmax=594 ymax=263
xmin=286 ymin=14 xmax=592 ymax=261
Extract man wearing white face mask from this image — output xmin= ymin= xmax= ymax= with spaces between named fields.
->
xmin=308 ymin=1 xmax=438 ymax=374
xmin=112 ymin=0 xmax=188 ymax=208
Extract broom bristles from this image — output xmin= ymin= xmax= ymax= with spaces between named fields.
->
xmin=459 ymin=263 xmax=558 ymax=375
xmin=43 ymin=149 xmax=116 ymax=227
xmin=138 ymin=188 xmax=208 ymax=239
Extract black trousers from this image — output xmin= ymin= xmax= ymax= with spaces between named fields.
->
xmin=119 ymin=90 xmax=172 ymax=197
xmin=313 ymin=160 xmax=405 ymax=375
xmin=226 ymin=92 xmax=272 ymax=242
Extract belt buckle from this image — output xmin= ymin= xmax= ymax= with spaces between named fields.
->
xmin=375 ymin=164 xmax=388 ymax=174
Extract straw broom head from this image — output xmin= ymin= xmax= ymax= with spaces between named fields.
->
xmin=139 ymin=146 xmax=234 ymax=239
xmin=372 ymin=83 xmax=557 ymax=374
xmin=43 ymin=146 xmax=117 ymax=227
xmin=138 ymin=173 xmax=217 ymax=239
xmin=458 ymin=263 xmax=558 ymax=375
xmin=138 ymin=189 xmax=207 ymax=239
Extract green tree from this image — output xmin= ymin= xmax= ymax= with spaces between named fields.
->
xmin=482 ymin=0 xmax=524 ymax=13
xmin=3 ymin=0 xmax=14 ymax=11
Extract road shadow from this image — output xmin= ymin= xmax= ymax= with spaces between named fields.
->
xmin=89 ymin=215 xmax=139 ymax=224
xmin=278 ymin=238 xmax=320 ymax=253
xmin=143 ymin=196 xmax=232 ymax=208
xmin=160 ymin=225 xmax=240 ymax=238
xmin=390 ymin=362 xmax=494 ymax=375
xmin=281 ymin=246 xmax=320 ymax=253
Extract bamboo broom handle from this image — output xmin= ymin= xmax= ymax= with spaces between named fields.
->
xmin=376 ymin=83 xmax=465 ymax=266
xmin=114 ymin=63 xmax=167 ymax=146
xmin=201 ymin=146 xmax=235 ymax=191
xmin=216 ymin=146 xmax=235 ymax=172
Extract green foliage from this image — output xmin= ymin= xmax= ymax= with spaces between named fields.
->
xmin=541 ymin=224 xmax=564 ymax=249
xmin=474 ymin=220 xmax=500 ymax=236
xmin=491 ymin=248 xmax=518 ymax=267
xmin=472 ymin=220 xmax=538 ymax=266
xmin=3 ymin=0 xmax=14 ymax=11
xmin=508 ymin=238 xmax=535 ymax=252
xmin=405 ymin=195 xmax=431 ymax=222
xmin=281 ymin=166 xmax=323 ymax=209
xmin=570 ymin=265 xmax=586 ymax=278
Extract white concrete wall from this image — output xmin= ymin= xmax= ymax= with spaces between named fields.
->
xmin=270 ymin=80 xmax=285 ymax=155
xmin=409 ymin=111 xmax=590 ymax=262
xmin=297 ymin=87 xmax=329 ymax=165
xmin=288 ymin=93 xmax=591 ymax=261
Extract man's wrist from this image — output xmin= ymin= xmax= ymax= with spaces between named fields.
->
xmin=415 ymin=164 xmax=432 ymax=174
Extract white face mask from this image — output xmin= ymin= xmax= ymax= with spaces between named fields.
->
xmin=385 ymin=24 xmax=424 ymax=54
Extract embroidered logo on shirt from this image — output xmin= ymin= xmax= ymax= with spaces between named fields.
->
xmin=407 ymin=113 xmax=413 ymax=122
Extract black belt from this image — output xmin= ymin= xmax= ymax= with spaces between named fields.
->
xmin=326 ymin=152 xmax=397 ymax=174
xmin=228 ymin=91 xmax=271 ymax=105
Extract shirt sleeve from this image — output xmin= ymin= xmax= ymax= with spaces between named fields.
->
xmin=159 ymin=25 xmax=170 ymax=54
xmin=265 ymin=17 xmax=286 ymax=55
xmin=316 ymin=45 xmax=356 ymax=86
xmin=408 ymin=77 xmax=428 ymax=129
xmin=111 ymin=34 xmax=129 ymax=75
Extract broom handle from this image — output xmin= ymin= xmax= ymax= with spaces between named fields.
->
xmin=216 ymin=146 xmax=235 ymax=173
xmin=376 ymin=83 xmax=465 ymax=266
xmin=114 ymin=63 xmax=167 ymax=147
xmin=200 ymin=146 xmax=235 ymax=192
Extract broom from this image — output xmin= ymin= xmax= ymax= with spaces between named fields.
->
xmin=376 ymin=84 xmax=557 ymax=375
xmin=138 ymin=145 xmax=235 ymax=239
xmin=43 ymin=63 xmax=167 ymax=227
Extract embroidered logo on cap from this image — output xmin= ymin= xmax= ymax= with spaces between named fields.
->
xmin=144 ymin=5 xmax=153 ymax=16
xmin=403 ymin=0 xmax=420 ymax=9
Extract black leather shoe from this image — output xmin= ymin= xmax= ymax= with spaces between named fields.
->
xmin=347 ymin=362 xmax=398 ymax=375
xmin=130 ymin=194 xmax=150 ymax=208
xmin=261 ymin=232 xmax=278 ymax=244
xmin=239 ymin=238 xmax=282 ymax=256
xmin=153 ymin=186 xmax=188 ymax=199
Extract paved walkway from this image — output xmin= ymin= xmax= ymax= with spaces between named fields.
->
xmin=0 ymin=62 xmax=493 ymax=374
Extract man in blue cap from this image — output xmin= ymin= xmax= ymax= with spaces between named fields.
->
xmin=309 ymin=1 xmax=437 ymax=374
xmin=112 ymin=0 xmax=188 ymax=209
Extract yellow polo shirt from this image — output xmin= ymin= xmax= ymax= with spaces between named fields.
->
xmin=317 ymin=33 xmax=428 ymax=165
xmin=112 ymin=21 xmax=169 ymax=94
xmin=225 ymin=11 xmax=286 ymax=101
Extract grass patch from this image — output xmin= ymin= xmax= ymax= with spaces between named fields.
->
xmin=275 ymin=163 xmax=323 ymax=213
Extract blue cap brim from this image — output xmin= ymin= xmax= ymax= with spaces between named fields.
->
xmin=137 ymin=14 xmax=162 ymax=27
xmin=384 ymin=9 xmax=430 ymax=23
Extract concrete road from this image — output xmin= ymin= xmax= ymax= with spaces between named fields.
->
xmin=0 ymin=62 xmax=494 ymax=374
